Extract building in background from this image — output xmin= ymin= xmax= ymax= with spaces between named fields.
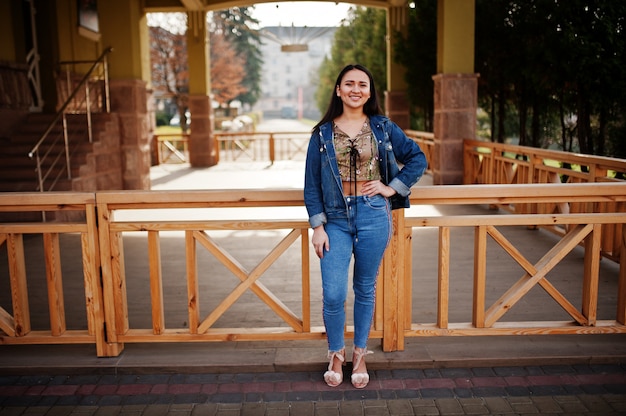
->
xmin=254 ymin=26 xmax=336 ymax=121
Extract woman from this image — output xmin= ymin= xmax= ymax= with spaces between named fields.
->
xmin=304 ymin=64 xmax=427 ymax=388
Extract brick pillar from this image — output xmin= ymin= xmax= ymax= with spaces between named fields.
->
xmin=384 ymin=90 xmax=410 ymax=130
xmin=109 ymin=79 xmax=151 ymax=190
xmin=188 ymin=94 xmax=216 ymax=167
xmin=432 ymin=73 xmax=478 ymax=185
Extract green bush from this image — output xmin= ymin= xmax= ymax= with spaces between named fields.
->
xmin=155 ymin=112 xmax=170 ymax=127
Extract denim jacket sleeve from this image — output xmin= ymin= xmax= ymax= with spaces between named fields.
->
xmin=386 ymin=120 xmax=427 ymax=195
xmin=372 ymin=116 xmax=427 ymax=209
xmin=304 ymin=129 xmax=327 ymax=228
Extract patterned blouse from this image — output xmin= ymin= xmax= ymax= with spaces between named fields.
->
xmin=333 ymin=118 xmax=381 ymax=183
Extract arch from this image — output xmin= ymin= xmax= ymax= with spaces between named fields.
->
xmin=145 ymin=0 xmax=477 ymax=183
xmin=0 ymin=0 xmax=476 ymax=189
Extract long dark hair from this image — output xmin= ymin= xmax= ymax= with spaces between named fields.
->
xmin=312 ymin=64 xmax=383 ymax=133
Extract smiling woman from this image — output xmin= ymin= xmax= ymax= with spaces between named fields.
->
xmin=304 ymin=64 xmax=427 ymax=389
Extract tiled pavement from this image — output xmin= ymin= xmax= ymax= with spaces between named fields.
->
xmin=1 ymin=363 xmax=626 ymax=415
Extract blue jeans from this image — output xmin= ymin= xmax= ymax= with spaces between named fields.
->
xmin=320 ymin=195 xmax=392 ymax=352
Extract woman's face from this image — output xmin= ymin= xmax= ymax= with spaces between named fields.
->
xmin=336 ymin=69 xmax=371 ymax=111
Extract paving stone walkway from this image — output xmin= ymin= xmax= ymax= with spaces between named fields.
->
xmin=2 ymin=364 xmax=626 ymax=415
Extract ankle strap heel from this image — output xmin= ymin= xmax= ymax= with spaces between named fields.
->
xmin=351 ymin=347 xmax=372 ymax=389
xmin=323 ymin=349 xmax=345 ymax=387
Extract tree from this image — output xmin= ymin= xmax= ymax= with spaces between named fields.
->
xmin=149 ymin=12 xmax=251 ymax=127
xmin=209 ymin=30 xmax=247 ymax=106
xmin=475 ymin=0 xmax=626 ymax=155
xmin=149 ymin=25 xmax=190 ymax=131
xmin=316 ymin=7 xmax=387 ymax=115
xmin=395 ymin=1 xmax=437 ymax=131
xmin=212 ymin=7 xmax=264 ymax=108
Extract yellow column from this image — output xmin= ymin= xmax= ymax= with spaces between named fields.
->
xmin=98 ymin=0 xmax=148 ymax=81
xmin=186 ymin=10 xmax=215 ymax=167
xmin=0 ymin=2 xmax=16 ymax=60
xmin=433 ymin=0 xmax=478 ymax=184
xmin=385 ymin=4 xmax=410 ymax=130
xmin=437 ymin=0 xmax=475 ymax=73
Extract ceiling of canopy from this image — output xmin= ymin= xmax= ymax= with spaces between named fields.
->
xmin=144 ymin=0 xmax=404 ymax=13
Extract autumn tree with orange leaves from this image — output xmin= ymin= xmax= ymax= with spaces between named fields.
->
xmin=150 ymin=25 xmax=190 ymax=131
xmin=149 ymin=13 xmax=249 ymax=130
xmin=209 ymin=30 xmax=247 ymax=109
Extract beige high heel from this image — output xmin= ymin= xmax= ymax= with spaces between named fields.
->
xmin=351 ymin=347 xmax=373 ymax=389
xmin=323 ymin=349 xmax=346 ymax=387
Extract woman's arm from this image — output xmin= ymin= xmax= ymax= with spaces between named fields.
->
xmin=304 ymin=131 xmax=328 ymax=228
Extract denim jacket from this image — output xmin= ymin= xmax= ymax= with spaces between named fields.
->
xmin=304 ymin=114 xmax=427 ymax=228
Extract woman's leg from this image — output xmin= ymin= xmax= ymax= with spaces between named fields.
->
xmin=350 ymin=195 xmax=391 ymax=388
xmin=352 ymin=195 xmax=391 ymax=349
xmin=320 ymin=219 xmax=353 ymax=352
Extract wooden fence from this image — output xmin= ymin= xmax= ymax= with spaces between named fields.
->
xmin=153 ymin=130 xmax=436 ymax=166
xmin=152 ymin=131 xmax=311 ymax=165
xmin=1 ymin=183 xmax=625 ymax=356
xmin=464 ymin=139 xmax=626 ymax=262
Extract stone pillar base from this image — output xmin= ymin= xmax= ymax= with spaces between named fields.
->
xmin=384 ymin=90 xmax=410 ymax=130
xmin=432 ymin=73 xmax=478 ymax=185
xmin=109 ymin=79 xmax=151 ymax=190
xmin=188 ymin=94 xmax=216 ymax=167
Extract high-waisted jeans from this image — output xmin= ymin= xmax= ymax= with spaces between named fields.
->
xmin=320 ymin=194 xmax=392 ymax=352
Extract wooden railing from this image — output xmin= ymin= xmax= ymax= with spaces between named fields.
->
xmin=464 ymin=139 xmax=626 ymax=185
xmin=152 ymin=131 xmax=311 ymax=165
xmin=1 ymin=183 xmax=625 ymax=356
xmin=215 ymin=131 xmax=311 ymax=164
xmin=153 ymin=133 xmax=189 ymax=164
xmin=0 ymin=193 xmax=106 ymax=353
xmin=464 ymin=139 xmax=626 ymax=262
xmin=153 ymin=130 xmax=435 ymax=167
xmin=406 ymin=130 xmax=434 ymax=174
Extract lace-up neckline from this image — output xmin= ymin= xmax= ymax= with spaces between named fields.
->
xmin=333 ymin=118 xmax=380 ymax=192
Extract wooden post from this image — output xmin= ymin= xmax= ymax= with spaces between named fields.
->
xmin=382 ymin=209 xmax=405 ymax=352
xmin=148 ymin=231 xmax=165 ymax=334
xmin=301 ymin=228 xmax=311 ymax=332
xmin=582 ymin=224 xmax=601 ymax=326
xmin=437 ymin=227 xmax=450 ymax=328
xmin=96 ymin=201 xmax=126 ymax=356
xmin=473 ymin=225 xmax=487 ymax=327
xmin=617 ymin=224 xmax=626 ymax=324
xmin=269 ymin=133 xmax=276 ymax=165
xmin=8 ymin=234 xmax=30 ymax=336
xmin=44 ymin=233 xmax=65 ymax=336
xmin=186 ymin=230 xmax=200 ymax=334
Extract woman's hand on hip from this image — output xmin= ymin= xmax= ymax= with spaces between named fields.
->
xmin=362 ymin=180 xmax=396 ymax=198
xmin=312 ymin=226 xmax=329 ymax=259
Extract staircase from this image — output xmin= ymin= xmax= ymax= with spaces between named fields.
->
xmin=0 ymin=112 xmax=122 ymax=222
xmin=0 ymin=112 xmax=122 ymax=194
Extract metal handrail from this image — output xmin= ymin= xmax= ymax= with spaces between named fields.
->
xmin=28 ymin=47 xmax=113 ymax=192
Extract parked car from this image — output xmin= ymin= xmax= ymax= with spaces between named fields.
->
xmin=280 ymin=106 xmax=297 ymax=119
xmin=170 ymin=111 xmax=191 ymax=126
xmin=222 ymin=115 xmax=254 ymax=132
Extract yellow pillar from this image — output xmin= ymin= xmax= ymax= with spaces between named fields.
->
xmin=437 ymin=0 xmax=475 ymax=74
xmin=385 ymin=5 xmax=410 ymax=130
xmin=433 ymin=0 xmax=478 ymax=184
xmin=186 ymin=10 xmax=216 ymax=167
xmin=99 ymin=0 xmax=148 ymax=81
xmin=0 ymin=2 xmax=16 ymax=61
